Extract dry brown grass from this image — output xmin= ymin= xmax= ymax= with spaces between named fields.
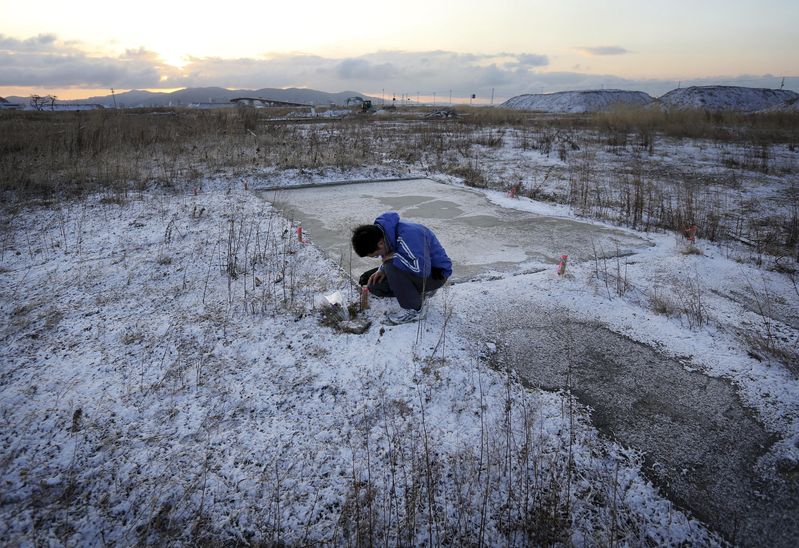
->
xmin=592 ymin=105 xmax=799 ymax=144
xmin=4 ymin=106 xmax=796 ymax=200
xmin=2 ymin=106 xmax=797 ymax=260
xmin=0 ymin=109 xmax=377 ymax=199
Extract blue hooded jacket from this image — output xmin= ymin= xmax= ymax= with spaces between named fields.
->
xmin=375 ymin=212 xmax=452 ymax=279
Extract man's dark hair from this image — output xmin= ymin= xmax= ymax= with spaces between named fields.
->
xmin=351 ymin=224 xmax=383 ymax=257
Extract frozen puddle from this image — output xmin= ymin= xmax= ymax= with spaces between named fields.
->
xmin=262 ymin=178 xmax=652 ymax=282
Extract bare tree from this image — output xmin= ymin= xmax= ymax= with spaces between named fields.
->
xmin=29 ymin=94 xmax=57 ymax=111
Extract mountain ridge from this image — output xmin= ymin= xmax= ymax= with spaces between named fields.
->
xmin=5 ymin=85 xmax=798 ymax=113
xmin=4 ymin=87 xmax=376 ymax=108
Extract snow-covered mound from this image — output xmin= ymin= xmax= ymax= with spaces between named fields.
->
xmin=500 ymin=90 xmax=654 ymax=113
xmin=763 ymin=96 xmax=799 ymax=112
xmin=659 ymin=86 xmax=799 ymax=112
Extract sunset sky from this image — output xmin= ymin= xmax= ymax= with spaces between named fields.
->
xmin=1 ymin=0 xmax=797 ymax=101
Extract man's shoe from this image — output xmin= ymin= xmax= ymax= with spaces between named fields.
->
xmin=385 ymin=306 xmax=426 ymax=325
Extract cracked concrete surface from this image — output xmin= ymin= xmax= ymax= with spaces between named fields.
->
xmin=264 ymin=178 xmax=651 ymax=282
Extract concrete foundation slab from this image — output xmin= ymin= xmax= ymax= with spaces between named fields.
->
xmin=262 ymin=179 xmax=652 ymax=282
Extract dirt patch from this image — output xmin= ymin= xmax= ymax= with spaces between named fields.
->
xmin=475 ymin=300 xmax=799 ymax=546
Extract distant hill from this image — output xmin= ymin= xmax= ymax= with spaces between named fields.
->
xmin=5 ymin=87 xmax=376 ymax=108
xmin=11 ymin=85 xmax=798 ymax=113
xmin=658 ymin=86 xmax=799 ymax=112
xmin=500 ymin=90 xmax=655 ymax=113
xmin=500 ymin=86 xmax=799 ymax=114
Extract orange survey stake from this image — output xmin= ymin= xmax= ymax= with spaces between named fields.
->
xmin=360 ymin=286 xmax=370 ymax=310
xmin=557 ymin=255 xmax=568 ymax=276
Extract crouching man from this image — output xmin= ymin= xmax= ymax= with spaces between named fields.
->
xmin=351 ymin=212 xmax=452 ymax=325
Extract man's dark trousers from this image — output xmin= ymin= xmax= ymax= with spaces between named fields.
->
xmin=360 ymin=263 xmax=446 ymax=311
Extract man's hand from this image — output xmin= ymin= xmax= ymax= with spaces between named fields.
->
xmin=367 ymin=269 xmax=386 ymax=286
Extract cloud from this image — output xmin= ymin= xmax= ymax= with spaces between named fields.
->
xmin=0 ymin=35 xmax=594 ymax=97
xmin=0 ymin=33 xmax=58 ymax=52
xmin=335 ymin=59 xmax=398 ymax=80
xmin=515 ymin=53 xmax=549 ymax=67
xmin=2 ymin=34 xmax=796 ymax=99
xmin=576 ymin=46 xmax=631 ymax=56
xmin=172 ymin=50 xmax=550 ymax=95
xmin=174 ymin=54 xmax=337 ymax=90
xmin=0 ymin=34 xmax=173 ymax=87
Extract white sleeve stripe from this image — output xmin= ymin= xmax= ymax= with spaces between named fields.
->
xmin=396 ymin=237 xmax=421 ymax=273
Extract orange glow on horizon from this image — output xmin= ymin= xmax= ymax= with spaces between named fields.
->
xmin=0 ymin=87 xmax=188 ymax=101
xmin=1 ymin=87 xmax=493 ymax=105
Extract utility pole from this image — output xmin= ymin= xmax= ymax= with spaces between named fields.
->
xmin=780 ymin=77 xmax=785 ymax=89
xmin=433 ymin=92 xmax=436 ymax=106
xmin=491 ymin=88 xmax=494 ymax=105
xmin=111 ymin=88 xmax=117 ymax=108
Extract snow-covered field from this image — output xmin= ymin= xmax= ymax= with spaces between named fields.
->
xmin=1 ymin=112 xmax=798 ymax=545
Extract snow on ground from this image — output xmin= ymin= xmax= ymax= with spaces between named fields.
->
xmin=1 ymin=178 xmax=729 ymax=545
xmin=783 ymin=97 xmax=799 ymax=112
xmin=500 ymin=90 xmax=654 ymax=113
xmin=501 ymin=86 xmax=799 ymax=113
xmin=2 ymin=118 xmax=798 ymax=544
xmin=449 ymin=125 xmax=799 ymax=252
xmin=659 ymin=86 xmax=799 ymax=112
xmin=455 ymin=125 xmax=799 ymax=481
xmin=478 ymin=189 xmax=799 ymax=446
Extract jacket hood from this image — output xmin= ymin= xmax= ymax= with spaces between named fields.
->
xmin=374 ymin=211 xmax=400 ymax=251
